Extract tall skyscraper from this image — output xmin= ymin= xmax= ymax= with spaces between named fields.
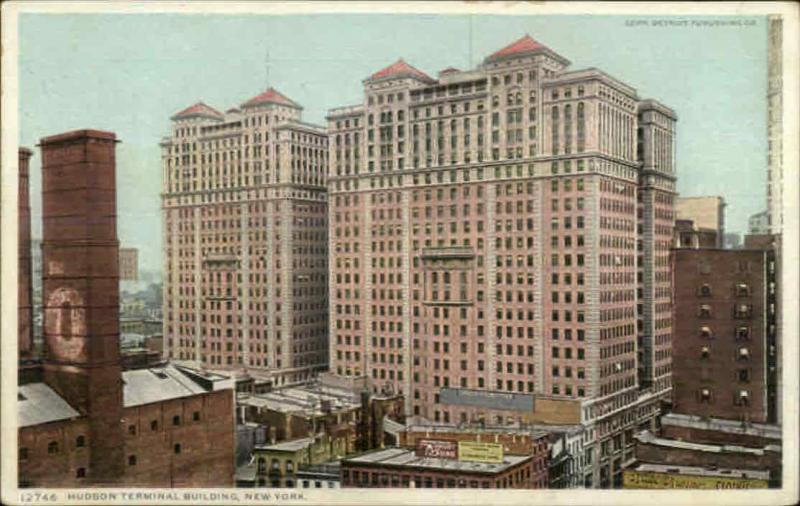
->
xmin=161 ymin=89 xmax=328 ymax=386
xmin=767 ymin=15 xmax=783 ymax=235
xmin=327 ymin=35 xmax=676 ymax=487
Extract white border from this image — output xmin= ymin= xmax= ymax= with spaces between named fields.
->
xmin=1 ymin=2 xmax=798 ymax=505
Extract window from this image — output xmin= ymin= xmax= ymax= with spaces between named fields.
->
xmin=193 ymin=411 xmax=200 ymax=422
xmin=700 ymin=345 xmax=710 ymax=359
xmin=736 ymin=326 xmax=750 ymax=340
xmin=173 ymin=415 xmax=181 ymax=426
xmin=699 ymin=326 xmax=712 ymax=339
xmin=151 ymin=420 xmax=158 ymax=431
xmin=48 ymin=442 xmax=59 ymax=455
xmin=76 ymin=435 xmax=85 ymax=448
xmin=734 ymin=304 xmax=752 ymax=319
xmin=699 ymin=284 xmax=712 ymax=297
xmin=128 ymin=424 xmax=137 ymax=435
xmin=128 ymin=455 xmax=137 ymax=466
xmin=736 ymin=390 xmax=750 ymax=406
xmin=737 ymin=347 xmax=750 ymax=360
xmin=19 ymin=447 xmax=28 ymax=461
xmin=738 ymin=369 xmax=751 ymax=382
xmin=174 ymin=443 xmax=181 ymax=454
xmin=76 ymin=468 xmax=86 ymax=479
xmin=735 ymin=283 xmax=750 ymax=297
xmin=698 ymin=305 xmax=711 ymax=318
xmin=699 ymin=388 xmax=712 ymax=403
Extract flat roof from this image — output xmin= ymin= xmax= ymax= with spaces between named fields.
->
xmin=633 ymin=463 xmax=770 ymax=481
xmin=661 ymin=413 xmax=782 ymax=440
xmin=343 ymin=447 xmax=531 ymax=475
xmin=404 ymin=424 xmax=549 ymax=440
xmin=635 ymin=430 xmax=781 ymax=455
xmin=256 ymin=437 xmax=314 ymax=452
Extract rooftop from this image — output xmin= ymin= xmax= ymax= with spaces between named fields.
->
xmin=343 ymin=447 xmax=531 ymax=474
xmin=171 ymin=102 xmax=224 ymax=121
xmin=661 ymin=413 xmax=782 ymax=440
xmin=483 ymin=34 xmax=568 ymax=66
xmin=635 ymin=430 xmax=781 ymax=455
xmin=18 ymin=383 xmax=81 ymax=427
xmin=240 ymin=87 xmax=301 ymax=109
xmin=256 ymin=437 xmax=314 ymax=453
xmin=238 ymin=382 xmax=362 ymax=415
xmin=486 ymin=35 xmax=547 ymax=61
xmin=404 ymin=423 xmax=549 ymax=441
xmin=633 ymin=463 xmax=770 ymax=481
xmin=367 ymin=59 xmax=434 ymax=83
xmin=123 ymin=363 xmax=231 ymax=406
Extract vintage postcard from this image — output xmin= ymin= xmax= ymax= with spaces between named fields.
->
xmin=1 ymin=1 xmax=798 ymax=505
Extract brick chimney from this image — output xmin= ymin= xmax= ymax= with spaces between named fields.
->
xmin=39 ymin=129 xmax=124 ymax=485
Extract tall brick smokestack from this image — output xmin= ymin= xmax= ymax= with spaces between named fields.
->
xmin=18 ymin=148 xmax=34 ymax=358
xmin=40 ymin=129 xmax=124 ymax=485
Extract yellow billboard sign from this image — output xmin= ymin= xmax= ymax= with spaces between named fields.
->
xmin=457 ymin=441 xmax=504 ymax=463
xmin=623 ymin=470 xmax=768 ymax=489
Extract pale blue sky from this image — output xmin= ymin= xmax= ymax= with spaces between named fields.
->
xmin=19 ymin=14 xmax=767 ymax=271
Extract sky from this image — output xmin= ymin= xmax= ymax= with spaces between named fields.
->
xmin=18 ymin=13 xmax=768 ymax=272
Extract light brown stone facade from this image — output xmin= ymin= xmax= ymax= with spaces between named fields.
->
xmin=161 ymin=91 xmax=328 ymax=386
xmin=327 ymin=35 xmax=676 ymax=488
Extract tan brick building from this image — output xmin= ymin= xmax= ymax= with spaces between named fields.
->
xmin=119 ymin=247 xmax=139 ymax=281
xmin=161 ymin=89 xmax=328 ymax=386
xmin=326 ymin=35 xmax=676 ymax=487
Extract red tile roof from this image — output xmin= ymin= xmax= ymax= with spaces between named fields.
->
xmin=486 ymin=35 xmax=548 ymax=61
xmin=368 ymin=59 xmax=433 ymax=82
xmin=171 ymin=102 xmax=223 ymax=121
xmin=241 ymin=87 xmax=300 ymax=109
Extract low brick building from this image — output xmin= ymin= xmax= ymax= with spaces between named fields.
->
xmin=340 ymin=446 xmax=543 ymax=489
xmin=18 ymin=364 xmax=236 ymax=487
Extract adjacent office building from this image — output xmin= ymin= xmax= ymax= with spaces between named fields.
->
xmin=671 ymin=246 xmax=779 ymax=424
xmin=161 ymin=89 xmax=329 ymax=386
xmin=767 ymin=15 xmax=783 ymax=235
xmin=675 ymin=196 xmax=725 ymax=249
xmin=327 ymin=35 xmax=676 ymax=487
xmin=119 ymin=247 xmax=139 ymax=281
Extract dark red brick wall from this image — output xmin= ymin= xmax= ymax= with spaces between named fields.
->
xmin=121 ymin=389 xmax=235 ymax=487
xmin=18 ymin=148 xmax=34 ymax=357
xmin=18 ymin=419 xmax=91 ymax=488
xmin=671 ymin=249 xmax=768 ymax=422
xmin=40 ymin=129 xmax=125 ymax=484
